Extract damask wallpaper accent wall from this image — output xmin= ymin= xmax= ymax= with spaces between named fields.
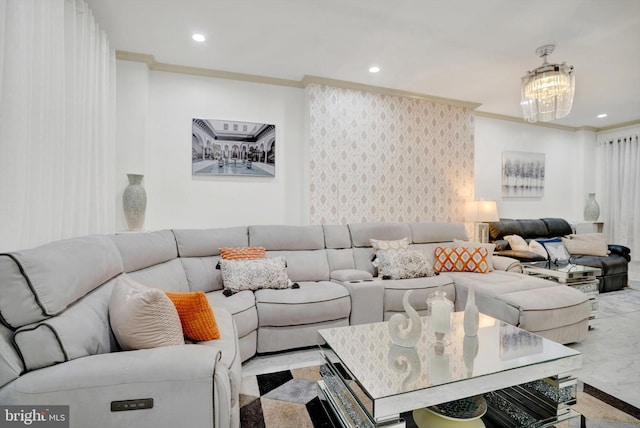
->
xmin=308 ymin=84 xmax=474 ymax=225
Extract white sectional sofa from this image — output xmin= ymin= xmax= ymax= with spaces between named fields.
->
xmin=0 ymin=221 xmax=591 ymax=428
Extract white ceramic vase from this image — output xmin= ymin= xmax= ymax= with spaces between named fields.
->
xmin=123 ymin=174 xmax=147 ymax=231
xmin=584 ymin=193 xmax=600 ymax=221
xmin=463 ymin=284 xmax=479 ymax=336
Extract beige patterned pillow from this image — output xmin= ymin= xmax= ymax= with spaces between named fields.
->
xmin=109 ymin=276 xmax=184 ymax=350
xmin=220 ymin=256 xmax=290 ymax=292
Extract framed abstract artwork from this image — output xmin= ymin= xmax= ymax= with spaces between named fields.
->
xmin=501 ymin=151 xmax=545 ymax=198
xmin=192 ymin=119 xmax=276 ymax=177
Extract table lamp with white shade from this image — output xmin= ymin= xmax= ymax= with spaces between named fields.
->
xmin=465 ymin=200 xmax=500 ymax=243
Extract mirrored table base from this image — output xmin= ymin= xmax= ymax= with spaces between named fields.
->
xmin=318 ymin=359 xmax=581 ymax=428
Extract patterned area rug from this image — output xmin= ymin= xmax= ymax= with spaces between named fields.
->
xmin=239 ymin=366 xmax=640 ymax=428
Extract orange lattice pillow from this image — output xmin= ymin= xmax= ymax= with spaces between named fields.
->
xmin=165 ymin=291 xmax=220 ymax=341
xmin=433 ymin=247 xmax=490 ymax=274
xmin=219 ymin=246 xmax=266 ymax=260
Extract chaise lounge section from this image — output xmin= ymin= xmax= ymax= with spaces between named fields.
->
xmin=0 ymin=221 xmax=593 ymax=428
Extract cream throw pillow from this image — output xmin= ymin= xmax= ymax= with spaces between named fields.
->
xmin=109 ymin=276 xmax=184 ymax=350
xmin=529 ymin=240 xmax=548 ymax=259
xmin=504 ymin=234 xmax=529 ymax=251
xmin=562 ymin=234 xmax=609 ymax=256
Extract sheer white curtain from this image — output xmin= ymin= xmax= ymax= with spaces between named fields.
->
xmin=0 ymin=0 xmax=115 ymax=252
xmin=599 ymin=133 xmax=640 ymax=258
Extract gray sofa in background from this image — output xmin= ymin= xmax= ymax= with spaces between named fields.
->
xmin=0 ymin=221 xmax=592 ymax=428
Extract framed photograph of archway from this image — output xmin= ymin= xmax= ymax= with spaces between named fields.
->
xmin=192 ymin=119 xmax=276 ymax=177
xmin=501 ymin=151 xmax=545 ymax=198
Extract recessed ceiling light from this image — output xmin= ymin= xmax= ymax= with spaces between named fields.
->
xmin=369 ymin=66 xmax=380 ymax=73
xmin=192 ymin=33 xmax=206 ymax=42
xmin=597 ymin=113 xmax=608 ymax=118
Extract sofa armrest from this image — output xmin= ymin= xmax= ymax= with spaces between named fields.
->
xmin=608 ymin=244 xmax=631 ymax=261
xmin=330 ymin=269 xmax=374 ymax=282
xmin=333 ymin=278 xmax=384 ymax=325
xmin=492 ymin=255 xmax=523 ymax=273
xmin=0 ymin=345 xmax=230 ymax=428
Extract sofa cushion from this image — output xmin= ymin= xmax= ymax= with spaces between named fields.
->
xmin=126 ymin=258 xmax=190 ymax=292
xmin=111 ymin=230 xmax=177 ymax=273
xmin=330 ymin=269 xmax=373 ymax=282
xmin=249 ymin=225 xmax=325 ymax=250
xmin=409 ymin=222 xmax=468 ymax=243
xmin=108 ymin=276 xmax=184 ymax=351
xmin=266 ymin=250 xmax=330 ymax=282
xmin=13 ymin=278 xmax=117 ymax=372
xmin=206 ymin=290 xmax=257 ymax=339
xmin=433 ymin=247 xmax=490 ymax=273
xmin=173 ymin=227 xmax=249 ymax=257
xmin=165 ymin=291 xmax=220 ymax=341
xmin=220 ymin=257 xmax=290 ymax=292
xmin=323 ymin=224 xmax=352 ymax=249
xmin=383 ymin=275 xmax=455 ymax=313
xmin=0 ymin=235 xmax=123 ymax=328
xmin=349 ymin=222 xmax=412 ymax=247
xmin=255 ymin=281 xmax=351 ymax=327
xmin=376 ymin=250 xmax=435 ymax=279
xmin=180 ymin=256 xmax=222 ymax=293
xmin=541 ymin=218 xmax=573 ymax=237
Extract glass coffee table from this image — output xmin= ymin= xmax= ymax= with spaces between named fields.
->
xmin=317 ymin=312 xmax=581 ymax=427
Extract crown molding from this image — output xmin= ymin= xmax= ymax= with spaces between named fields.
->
xmin=115 ymin=51 xmax=639 ymax=131
xmin=595 ymin=119 xmax=640 ymax=133
xmin=474 ymin=111 xmax=640 ymax=133
xmin=473 ymin=111 xmax=577 ymax=131
xmin=115 ymin=51 xmax=303 ymax=88
xmin=116 ymin=51 xmax=480 ymax=110
xmin=300 ymin=75 xmax=482 ymax=110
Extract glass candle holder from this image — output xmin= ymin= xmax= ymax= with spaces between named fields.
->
xmin=427 ymin=290 xmax=453 ymax=341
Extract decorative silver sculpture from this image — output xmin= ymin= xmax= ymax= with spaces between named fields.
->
xmin=388 ymin=290 xmax=422 ymax=348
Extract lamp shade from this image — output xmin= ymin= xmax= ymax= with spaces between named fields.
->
xmin=465 ymin=200 xmax=499 ymax=223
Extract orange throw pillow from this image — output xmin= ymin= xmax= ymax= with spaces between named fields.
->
xmin=433 ymin=247 xmax=490 ymax=274
xmin=219 ymin=246 xmax=266 ymax=260
xmin=165 ymin=291 xmax=220 ymax=341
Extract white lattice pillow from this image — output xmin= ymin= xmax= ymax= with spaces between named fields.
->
xmin=220 ymin=256 xmax=291 ymax=292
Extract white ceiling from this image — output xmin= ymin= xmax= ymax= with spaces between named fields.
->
xmin=86 ymin=0 xmax=640 ymax=129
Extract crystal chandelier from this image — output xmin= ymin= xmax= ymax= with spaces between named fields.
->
xmin=521 ymin=45 xmax=575 ymax=123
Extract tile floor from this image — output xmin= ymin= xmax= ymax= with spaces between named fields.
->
xmin=242 ymin=263 xmax=640 ymax=410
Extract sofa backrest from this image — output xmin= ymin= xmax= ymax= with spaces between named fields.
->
xmin=0 ymin=235 xmax=123 ymax=376
xmin=489 ymin=218 xmax=573 ymax=242
xmin=173 ymin=227 xmax=248 ymax=293
xmin=323 ymin=225 xmax=357 ymax=272
xmin=111 ymin=230 xmax=189 ymax=292
xmin=249 ymin=225 xmax=330 ymax=282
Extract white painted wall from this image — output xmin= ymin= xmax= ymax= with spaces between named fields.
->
xmin=474 ymin=115 xmax=596 ymax=222
xmin=115 ymin=60 xmax=149 ymax=231
xmin=115 ymin=62 xmax=306 ymax=231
